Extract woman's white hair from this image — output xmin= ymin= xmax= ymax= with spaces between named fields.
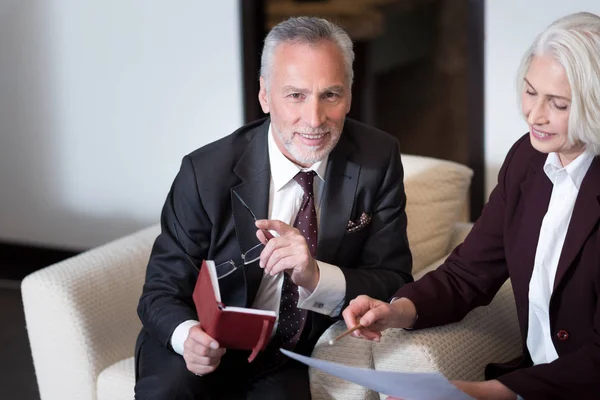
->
xmin=516 ymin=12 xmax=600 ymax=154
xmin=260 ymin=17 xmax=355 ymax=90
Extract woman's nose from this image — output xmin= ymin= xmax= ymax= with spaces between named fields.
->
xmin=527 ymin=100 xmax=549 ymax=126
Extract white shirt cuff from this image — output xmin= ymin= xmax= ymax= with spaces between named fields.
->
xmin=170 ymin=320 xmax=200 ymax=356
xmin=298 ymin=260 xmax=346 ymax=316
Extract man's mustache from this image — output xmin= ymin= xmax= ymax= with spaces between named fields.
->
xmin=294 ymin=126 xmax=337 ymax=135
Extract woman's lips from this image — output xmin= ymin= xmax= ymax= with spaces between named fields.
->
xmin=531 ymin=127 xmax=555 ymax=140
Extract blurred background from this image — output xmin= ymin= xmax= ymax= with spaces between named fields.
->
xmin=1 ymin=1 xmax=599 ymax=399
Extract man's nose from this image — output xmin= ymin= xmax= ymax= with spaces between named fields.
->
xmin=303 ymin=97 xmax=326 ymax=128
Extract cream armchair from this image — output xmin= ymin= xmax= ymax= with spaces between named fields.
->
xmin=309 ymin=224 xmax=522 ymax=400
xmin=22 ymin=225 xmax=157 ymax=400
xmin=309 ymin=156 xmax=521 ymax=400
xmin=21 ymin=154 xmax=516 ymax=400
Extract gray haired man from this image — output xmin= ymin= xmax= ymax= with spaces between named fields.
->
xmin=134 ymin=16 xmax=412 ymax=399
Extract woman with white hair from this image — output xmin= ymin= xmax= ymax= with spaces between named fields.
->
xmin=342 ymin=11 xmax=600 ymax=399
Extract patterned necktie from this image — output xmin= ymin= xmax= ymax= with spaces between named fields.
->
xmin=255 ymin=171 xmax=318 ymax=373
xmin=277 ymin=170 xmax=318 ymax=351
xmin=292 ymin=171 xmax=318 ymax=255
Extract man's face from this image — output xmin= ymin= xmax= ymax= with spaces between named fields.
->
xmin=258 ymin=40 xmax=352 ymax=167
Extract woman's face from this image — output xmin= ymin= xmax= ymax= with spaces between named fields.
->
xmin=522 ymin=55 xmax=584 ymax=166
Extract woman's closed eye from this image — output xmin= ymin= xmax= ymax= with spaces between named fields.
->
xmin=552 ymin=100 xmax=569 ymax=111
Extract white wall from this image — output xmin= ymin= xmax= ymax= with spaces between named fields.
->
xmin=484 ymin=0 xmax=600 ymax=197
xmin=0 ymin=1 xmax=243 ymax=249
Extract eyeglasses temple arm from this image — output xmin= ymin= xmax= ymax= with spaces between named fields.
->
xmin=232 ymin=190 xmax=274 ymax=241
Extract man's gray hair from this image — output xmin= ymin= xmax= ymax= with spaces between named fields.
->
xmin=516 ymin=12 xmax=600 ymax=155
xmin=260 ymin=17 xmax=355 ymax=89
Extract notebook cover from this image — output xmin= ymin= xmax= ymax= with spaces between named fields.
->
xmin=193 ymin=260 xmax=276 ymax=361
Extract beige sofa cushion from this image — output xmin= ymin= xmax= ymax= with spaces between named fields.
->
xmin=402 ymin=155 xmax=473 ymax=274
xmin=372 ymin=277 xmax=521 ymax=400
xmin=310 ymin=323 xmax=378 ymax=400
xmin=97 ymin=358 xmax=135 ymax=400
xmin=310 ymin=251 xmax=521 ymax=400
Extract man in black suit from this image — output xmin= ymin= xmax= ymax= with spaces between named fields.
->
xmin=134 ymin=16 xmax=412 ymax=399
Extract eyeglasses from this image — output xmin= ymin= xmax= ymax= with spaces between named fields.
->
xmin=213 ymin=242 xmax=264 ymax=280
xmin=214 ymin=190 xmax=275 ymax=279
xmin=174 ymin=190 xmax=267 ymax=280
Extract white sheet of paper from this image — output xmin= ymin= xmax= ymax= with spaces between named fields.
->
xmin=281 ymin=349 xmax=473 ymax=400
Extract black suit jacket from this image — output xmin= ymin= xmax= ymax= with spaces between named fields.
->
xmin=395 ymin=134 xmax=600 ymax=399
xmin=137 ymin=117 xmax=413 ymax=352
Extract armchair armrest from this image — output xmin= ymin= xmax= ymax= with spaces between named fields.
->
xmin=372 ymin=279 xmax=521 ymax=397
xmin=309 ymin=276 xmax=521 ymax=400
xmin=21 ymin=225 xmax=160 ymax=400
xmin=310 ymin=323 xmax=379 ymax=400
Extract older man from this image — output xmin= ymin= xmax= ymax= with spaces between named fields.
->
xmin=135 ymin=16 xmax=412 ymax=399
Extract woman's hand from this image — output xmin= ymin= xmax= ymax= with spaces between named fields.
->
xmin=385 ymin=380 xmax=516 ymax=400
xmin=341 ymin=295 xmax=418 ymax=341
xmin=451 ymin=380 xmax=517 ymax=400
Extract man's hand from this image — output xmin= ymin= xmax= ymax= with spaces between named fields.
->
xmin=183 ymin=325 xmax=227 ymax=376
xmin=342 ymin=295 xmax=418 ymax=341
xmin=255 ymin=219 xmax=320 ymax=291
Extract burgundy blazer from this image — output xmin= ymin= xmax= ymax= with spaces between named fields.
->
xmin=395 ymin=134 xmax=600 ymax=399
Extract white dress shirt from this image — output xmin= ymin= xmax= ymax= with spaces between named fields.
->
xmin=170 ymin=125 xmax=347 ymax=355
xmin=526 ymin=150 xmax=593 ymax=365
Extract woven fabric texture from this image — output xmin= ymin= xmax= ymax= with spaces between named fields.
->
xmin=372 ymin=277 xmax=521 ymax=400
xmin=310 ymin=321 xmax=378 ymax=400
xmin=22 ymin=225 xmax=159 ymax=400
xmin=97 ymin=357 xmax=135 ymax=400
xmin=402 ymin=154 xmax=473 ymax=274
xmin=310 ymin=261 xmax=520 ymax=400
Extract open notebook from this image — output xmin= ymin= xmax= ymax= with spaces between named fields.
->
xmin=193 ymin=260 xmax=276 ymax=362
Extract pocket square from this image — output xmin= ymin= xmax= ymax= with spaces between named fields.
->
xmin=346 ymin=212 xmax=372 ymax=233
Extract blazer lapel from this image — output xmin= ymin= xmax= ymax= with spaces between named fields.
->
xmin=317 ymin=135 xmax=359 ymax=263
xmin=512 ymin=155 xmax=552 ymax=308
xmin=553 ymin=156 xmax=600 ymax=291
xmin=232 ymin=120 xmax=271 ymax=307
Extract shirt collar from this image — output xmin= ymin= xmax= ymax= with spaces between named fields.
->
xmin=543 ymin=149 xmax=594 ymax=189
xmin=267 ymin=124 xmax=329 ymax=192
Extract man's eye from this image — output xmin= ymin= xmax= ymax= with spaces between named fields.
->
xmin=325 ymin=92 xmax=338 ymax=99
xmin=289 ymin=93 xmax=302 ymax=99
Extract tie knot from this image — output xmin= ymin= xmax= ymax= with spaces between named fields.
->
xmin=294 ymin=171 xmax=317 ymax=196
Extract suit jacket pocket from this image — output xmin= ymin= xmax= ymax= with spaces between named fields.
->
xmin=346 ymin=212 xmax=372 ymax=234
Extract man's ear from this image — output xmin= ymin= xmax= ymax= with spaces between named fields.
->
xmin=258 ymin=77 xmax=270 ymax=114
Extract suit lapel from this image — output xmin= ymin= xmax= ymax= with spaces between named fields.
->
xmin=553 ymin=156 xmax=600 ymax=291
xmin=230 ymin=121 xmax=360 ymax=302
xmin=232 ymin=120 xmax=270 ymax=307
xmin=513 ymin=155 xmax=552 ymax=306
xmin=317 ymin=135 xmax=359 ymax=263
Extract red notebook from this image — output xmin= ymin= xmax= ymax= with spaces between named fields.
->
xmin=192 ymin=260 xmax=277 ymax=362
